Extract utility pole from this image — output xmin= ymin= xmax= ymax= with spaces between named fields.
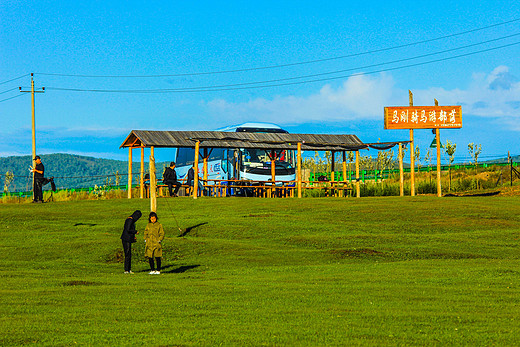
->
xmin=20 ymin=73 xmax=45 ymax=196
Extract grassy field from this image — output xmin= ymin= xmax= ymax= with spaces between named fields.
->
xmin=1 ymin=196 xmax=519 ymax=346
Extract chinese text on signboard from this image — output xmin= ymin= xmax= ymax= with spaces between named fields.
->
xmin=384 ymin=106 xmax=462 ymax=130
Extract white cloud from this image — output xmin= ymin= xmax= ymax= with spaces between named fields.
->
xmin=206 ymin=73 xmax=397 ymax=124
xmin=204 ymin=66 xmax=520 ymax=130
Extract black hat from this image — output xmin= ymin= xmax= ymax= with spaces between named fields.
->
xmin=34 ymin=156 xmax=41 ymax=160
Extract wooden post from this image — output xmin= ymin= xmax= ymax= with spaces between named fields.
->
xmin=271 ymin=150 xmax=276 ymax=197
xmin=342 ymin=152 xmax=347 ymax=183
xmin=435 ymin=98 xmax=442 ymax=197
xmin=409 ymin=90 xmax=415 ymax=196
xmin=203 ymin=148 xmax=208 ymax=197
xmin=193 ymin=141 xmax=200 ymax=200
xmin=140 ymin=146 xmax=144 ymax=199
xmin=399 ymin=143 xmax=404 ymax=196
xmin=355 ymin=150 xmax=360 ymax=198
xmin=128 ymin=147 xmax=132 ymax=199
xmin=203 ymin=148 xmax=208 ymax=182
xmin=330 ymin=151 xmax=335 ymax=196
xmin=149 ymin=146 xmax=157 ymax=212
xmin=297 ymin=142 xmax=302 ymax=198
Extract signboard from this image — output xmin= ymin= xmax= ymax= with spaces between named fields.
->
xmin=430 ymin=137 xmax=443 ymax=148
xmin=384 ymin=106 xmax=462 ymax=130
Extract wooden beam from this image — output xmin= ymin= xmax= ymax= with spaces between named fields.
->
xmin=140 ymin=146 xmax=144 ymax=199
xmin=193 ymin=141 xmax=200 ymax=199
xmin=342 ymin=151 xmax=347 ymax=184
xmin=271 ymin=149 xmax=276 ymax=198
xmin=409 ymin=90 xmax=415 ymax=196
xmin=297 ymin=142 xmax=302 ymax=198
xmin=355 ymin=150 xmax=360 ymax=198
xmin=203 ymin=148 xmax=208 ymax=183
xmin=128 ymin=147 xmax=132 ymax=199
xmin=149 ymin=146 xmax=157 ymax=212
xmin=399 ymin=143 xmax=404 ymax=196
xmin=435 ymin=98 xmax=442 ymax=197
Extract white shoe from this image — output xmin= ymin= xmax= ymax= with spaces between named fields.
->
xmin=154 ymin=271 xmax=160 ymax=275
xmin=149 ymin=271 xmax=155 ymax=275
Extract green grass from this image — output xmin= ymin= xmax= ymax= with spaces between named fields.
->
xmin=1 ymin=196 xmax=519 ymax=346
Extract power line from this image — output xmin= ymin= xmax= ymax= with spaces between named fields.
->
xmin=0 ymin=74 xmax=31 ymax=86
xmin=34 ymin=17 xmax=520 ymax=78
xmin=45 ymin=40 xmax=520 ymax=94
xmin=0 ymin=87 xmax=18 ymax=95
xmin=0 ymin=93 xmax=27 ymax=103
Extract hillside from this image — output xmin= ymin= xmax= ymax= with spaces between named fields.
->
xmin=0 ymin=154 xmax=169 ymax=192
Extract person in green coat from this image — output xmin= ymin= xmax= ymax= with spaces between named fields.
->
xmin=144 ymin=211 xmax=164 ymax=275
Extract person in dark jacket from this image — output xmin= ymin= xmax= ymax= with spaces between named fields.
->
xmin=31 ymin=155 xmax=45 ymax=203
xmin=187 ymin=164 xmax=204 ymax=197
xmin=163 ymin=162 xmax=181 ymax=197
xmin=121 ymin=210 xmax=142 ymax=274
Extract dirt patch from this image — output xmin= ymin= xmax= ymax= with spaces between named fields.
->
xmin=105 ymin=249 xmax=124 ymax=263
xmin=243 ymin=214 xmax=274 ymax=218
xmin=63 ymin=280 xmax=100 ymax=286
xmin=330 ymin=248 xmax=385 ymax=259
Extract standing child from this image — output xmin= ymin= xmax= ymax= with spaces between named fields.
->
xmin=121 ymin=210 xmax=142 ymax=274
xmin=144 ymin=212 xmax=165 ymax=275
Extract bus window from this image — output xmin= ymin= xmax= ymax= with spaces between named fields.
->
xmin=176 ymin=148 xmax=195 ymax=167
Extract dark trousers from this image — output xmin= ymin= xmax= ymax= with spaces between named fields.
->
xmin=33 ymin=179 xmax=44 ymax=202
xmin=148 ymin=257 xmax=162 ymax=271
xmin=122 ymin=241 xmax=132 ymax=272
xmin=165 ymin=181 xmax=181 ymax=196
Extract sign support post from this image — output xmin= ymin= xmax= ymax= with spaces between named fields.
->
xmin=384 ymin=92 xmax=462 ymax=198
xmin=434 ymin=99 xmax=442 ymax=197
xmin=409 ymin=91 xmax=415 ymax=196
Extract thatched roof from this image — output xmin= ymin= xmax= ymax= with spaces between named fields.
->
xmin=120 ymin=130 xmax=406 ymax=151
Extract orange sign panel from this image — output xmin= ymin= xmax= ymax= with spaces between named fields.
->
xmin=384 ymin=106 xmax=462 ymax=129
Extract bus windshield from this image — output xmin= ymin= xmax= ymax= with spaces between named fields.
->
xmin=241 ymin=149 xmax=295 ymax=169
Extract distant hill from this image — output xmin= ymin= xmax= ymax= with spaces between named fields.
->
xmin=484 ymin=155 xmax=520 ymax=164
xmin=0 ymin=154 xmax=169 ymax=192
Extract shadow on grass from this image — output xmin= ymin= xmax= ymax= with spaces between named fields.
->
xmin=444 ymin=191 xmax=500 ymax=197
xmin=178 ymin=222 xmax=208 ymax=237
xmin=163 ymin=264 xmax=200 ymax=274
xmin=74 ymin=223 xmax=97 ymax=227
xmin=138 ymin=264 xmax=200 ymax=274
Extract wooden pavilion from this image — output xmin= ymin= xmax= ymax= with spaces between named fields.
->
xmin=120 ymin=130 xmax=408 ymax=211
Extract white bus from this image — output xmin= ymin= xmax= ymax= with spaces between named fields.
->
xmin=174 ymin=122 xmax=296 ymax=193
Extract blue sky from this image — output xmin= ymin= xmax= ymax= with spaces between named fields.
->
xmin=1 ymin=1 xmax=519 ymax=163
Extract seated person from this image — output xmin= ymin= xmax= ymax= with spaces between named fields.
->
xmin=163 ymin=162 xmax=181 ymax=197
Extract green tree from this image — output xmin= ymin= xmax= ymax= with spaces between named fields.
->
xmin=424 ymin=149 xmax=432 ymax=185
xmin=3 ymin=171 xmax=14 ymax=194
xmin=444 ymin=140 xmax=457 ymax=191
xmin=468 ymin=142 xmax=482 ymax=189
